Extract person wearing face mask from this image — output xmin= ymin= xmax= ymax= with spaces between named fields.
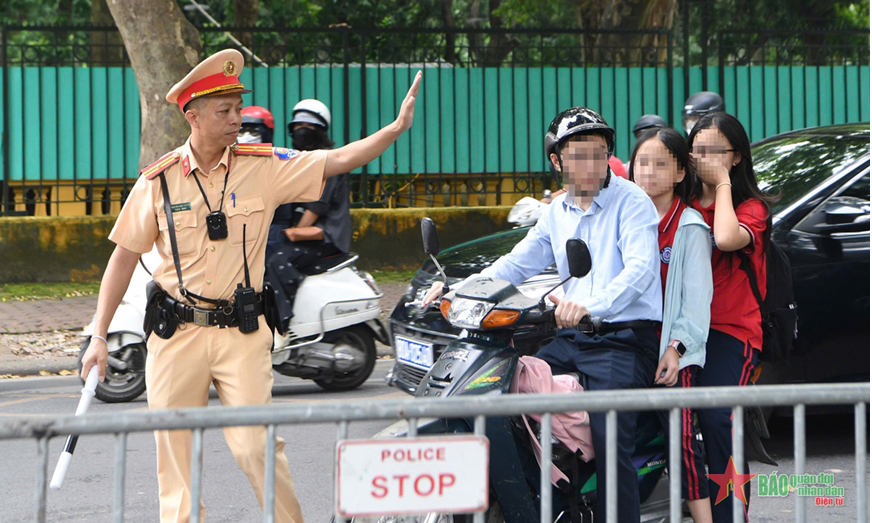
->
xmin=266 ymin=99 xmax=353 ymax=345
xmin=238 ymin=106 xmax=275 ymax=144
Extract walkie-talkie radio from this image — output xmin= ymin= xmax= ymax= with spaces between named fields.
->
xmin=235 ymin=224 xmax=260 ymax=333
xmin=235 ymin=283 xmax=259 ymax=332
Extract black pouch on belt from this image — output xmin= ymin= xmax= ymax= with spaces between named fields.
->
xmin=143 ymin=280 xmax=164 ymax=340
xmin=262 ymin=282 xmax=281 ymax=335
xmin=144 ymin=281 xmax=178 ymax=341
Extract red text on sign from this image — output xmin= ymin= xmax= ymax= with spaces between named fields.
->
xmin=371 ymin=474 xmax=457 ymax=498
xmin=380 ymin=447 xmax=446 ymax=463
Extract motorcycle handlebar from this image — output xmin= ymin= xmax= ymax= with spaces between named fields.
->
xmin=526 ymin=308 xmax=602 ymax=331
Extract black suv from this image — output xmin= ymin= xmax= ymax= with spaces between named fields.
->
xmin=386 ymin=123 xmax=870 ymax=395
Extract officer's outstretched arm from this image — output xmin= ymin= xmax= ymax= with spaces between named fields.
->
xmin=324 ymin=71 xmax=421 ymax=178
xmin=80 ymin=245 xmax=140 ymax=383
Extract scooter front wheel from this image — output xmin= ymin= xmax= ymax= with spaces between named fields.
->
xmin=314 ymin=325 xmax=377 ymax=392
xmin=77 ymin=336 xmax=147 ymax=403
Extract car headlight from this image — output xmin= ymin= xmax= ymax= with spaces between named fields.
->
xmin=443 ymin=298 xmax=494 ymax=329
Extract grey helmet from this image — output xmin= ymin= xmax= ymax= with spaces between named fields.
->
xmin=544 ymin=107 xmax=616 ymax=183
xmin=682 ymin=91 xmax=725 ymax=135
xmin=632 ymin=114 xmax=667 ymax=137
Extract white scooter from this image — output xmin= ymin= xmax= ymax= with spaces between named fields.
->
xmin=78 ymin=250 xmax=387 ymax=402
xmin=270 ymin=252 xmax=387 ymax=391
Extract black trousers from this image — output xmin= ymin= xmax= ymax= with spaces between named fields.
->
xmin=656 ymin=365 xmax=710 ymax=501
xmin=265 ymin=239 xmax=340 ymax=328
xmin=696 ymin=329 xmax=758 ymax=523
xmin=535 ymin=327 xmax=659 ymax=523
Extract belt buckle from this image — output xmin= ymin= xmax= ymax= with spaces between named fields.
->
xmin=193 ymin=308 xmax=210 ymax=326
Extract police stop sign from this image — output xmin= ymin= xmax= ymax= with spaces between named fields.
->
xmin=335 ymin=436 xmax=489 ymax=517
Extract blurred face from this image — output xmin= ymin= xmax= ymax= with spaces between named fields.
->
xmin=690 ymin=127 xmax=740 ymax=182
xmin=292 ymin=122 xmax=318 ymax=131
xmin=633 ymin=138 xmax=684 ymax=199
xmin=186 ymin=93 xmax=243 ymax=147
xmin=550 ymin=135 xmax=610 ymax=199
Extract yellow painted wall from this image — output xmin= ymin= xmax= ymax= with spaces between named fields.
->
xmin=0 ymin=207 xmax=512 ymax=282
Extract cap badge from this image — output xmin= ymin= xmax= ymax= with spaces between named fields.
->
xmin=223 ymin=60 xmax=236 ymax=77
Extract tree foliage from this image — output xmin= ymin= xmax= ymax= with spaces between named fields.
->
xmin=0 ymin=0 xmax=868 ymax=67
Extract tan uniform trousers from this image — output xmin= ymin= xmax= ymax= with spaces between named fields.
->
xmin=145 ymin=315 xmax=303 ymax=523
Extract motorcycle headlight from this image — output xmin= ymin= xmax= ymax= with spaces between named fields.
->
xmin=443 ymin=298 xmax=494 ymax=329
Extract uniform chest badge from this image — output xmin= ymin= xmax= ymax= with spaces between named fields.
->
xmin=660 ymin=246 xmax=672 ymax=265
xmin=274 ymin=148 xmax=300 ymax=161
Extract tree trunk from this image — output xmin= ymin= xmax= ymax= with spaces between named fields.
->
xmin=441 ymin=0 xmax=456 ymax=64
xmin=233 ymin=0 xmax=259 ymax=51
xmin=576 ymin=0 xmax=676 ymax=66
xmin=90 ymin=0 xmax=125 ymax=66
xmin=105 ymin=0 xmax=202 ymax=169
xmin=467 ymin=0 xmax=518 ymax=67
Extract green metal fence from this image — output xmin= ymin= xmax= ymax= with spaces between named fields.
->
xmin=0 ymin=25 xmax=868 ymax=214
xmin=1 ymin=64 xmax=868 ymax=183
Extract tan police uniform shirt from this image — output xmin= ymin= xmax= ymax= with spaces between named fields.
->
xmin=109 ymin=137 xmax=327 ymax=303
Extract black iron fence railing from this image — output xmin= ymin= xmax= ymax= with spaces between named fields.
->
xmin=0 ymin=25 xmax=868 ymax=215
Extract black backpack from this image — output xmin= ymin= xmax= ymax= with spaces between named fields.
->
xmin=737 ymin=243 xmax=798 ymax=362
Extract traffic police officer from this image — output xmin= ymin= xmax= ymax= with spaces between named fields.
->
xmin=80 ymin=49 xmax=422 ymax=523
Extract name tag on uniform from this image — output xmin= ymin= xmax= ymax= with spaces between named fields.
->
xmin=171 ymin=202 xmax=192 ymax=213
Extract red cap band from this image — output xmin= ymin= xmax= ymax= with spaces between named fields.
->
xmin=177 ymin=72 xmax=245 ymax=112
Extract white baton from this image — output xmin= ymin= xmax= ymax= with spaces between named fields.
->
xmin=50 ymin=368 xmax=99 ymax=489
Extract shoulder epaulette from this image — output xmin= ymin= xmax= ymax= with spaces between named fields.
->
xmin=143 ymin=152 xmax=182 ymax=180
xmin=231 ymin=143 xmax=274 ymax=156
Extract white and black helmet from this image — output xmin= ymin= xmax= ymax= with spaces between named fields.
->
xmin=544 ymin=107 xmax=616 ymax=181
xmin=289 ymin=99 xmax=331 ymax=133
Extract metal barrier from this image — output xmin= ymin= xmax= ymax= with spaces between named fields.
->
xmin=0 ymin=382 xmax=868 ymax=523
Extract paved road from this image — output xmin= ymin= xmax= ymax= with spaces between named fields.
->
xmin=1 ymin=365 xmax=867 ymax=523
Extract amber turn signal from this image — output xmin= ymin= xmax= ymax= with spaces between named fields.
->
xmin=481 ymin=309 xmax=520 ymax=329
xmin=440 ymin=299 xmax=451 ymax=319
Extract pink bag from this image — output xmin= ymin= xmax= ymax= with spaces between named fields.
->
xmin=510 ymin=355 xmax=595 ymax=486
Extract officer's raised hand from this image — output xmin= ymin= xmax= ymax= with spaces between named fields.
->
xmin=324 ymin=71 xmax=422 ymax=177
xmin=547 ymin=294 xmax=591 ymax=329
xmin=394 ymin=70 xmax=422 ymax=132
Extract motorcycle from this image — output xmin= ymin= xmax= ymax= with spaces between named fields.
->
xmin=78 ymin=250 xmax=387 ymax=402
xmin=270 ymin=252 xmax=388 ymax=391
xmin=342 ymin=219 xmax=681 ymax=523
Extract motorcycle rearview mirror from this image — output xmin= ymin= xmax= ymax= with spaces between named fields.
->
xmin=421 ymin=217 xmax=440 ymax=256
xmin=421 ymin=218 xmax=450 ymax=292
xmin=538 ymin=238 xmax=591 ymax=311
xmin=566 ymin=238 xmax=592 ymax=279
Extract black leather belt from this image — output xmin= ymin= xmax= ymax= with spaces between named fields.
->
xmin=160 ymin=295 xmax=264 ymax=328
xmin=576 ymin=320 xmax=661 ymax=334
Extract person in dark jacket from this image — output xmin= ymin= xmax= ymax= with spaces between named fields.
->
xmin=265 ymin=100 xmax=352 ymax=341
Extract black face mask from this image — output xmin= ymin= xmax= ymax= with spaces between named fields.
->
xmin=292 ymin=127 xmax=325 ymax=151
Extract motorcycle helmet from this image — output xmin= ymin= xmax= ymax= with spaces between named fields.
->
xmin=632 ymin=114 xmax=667 ymax=138
xmin=239 ymin=106 xmax=275 ymax=144
xmin=682 ymin=91 xmax=725 ymax=136
xmin=544 ymin=107 xmax=616 ymax=184
xmin=289 ymin=99 xmax=331 ymax=133
xmin=507 ymin=197 xmax=545 ymax=227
